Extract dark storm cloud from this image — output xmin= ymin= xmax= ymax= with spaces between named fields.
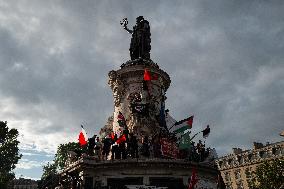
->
xmin=0 ymin=0 xmax=283 ymax=179
xmin=155 ymin=0 xmax=284 ymax=155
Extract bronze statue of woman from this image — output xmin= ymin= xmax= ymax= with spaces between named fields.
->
xmin=121 ymin=16 xmax=151 ymax=60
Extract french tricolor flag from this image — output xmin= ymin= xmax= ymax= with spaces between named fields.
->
xmin=78 ymin=125 xmax=88 ymax=146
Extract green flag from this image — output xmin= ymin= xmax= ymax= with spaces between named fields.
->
xmin=178 ymin=131 xmax=192 ymax=149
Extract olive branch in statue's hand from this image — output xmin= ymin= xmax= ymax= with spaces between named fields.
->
xmin=120 ymin=18 xmax=133 ymax=34
xmin=120 ymin=18 xmax=128 ymax=29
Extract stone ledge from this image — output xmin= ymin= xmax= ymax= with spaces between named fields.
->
xmin=60 ymin=158 xmax=217 ymax=175
xmin=121 ymin=58 xmax=159 ymax=69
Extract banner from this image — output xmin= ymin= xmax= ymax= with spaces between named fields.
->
xmin=160 ymin=138 xmax=179 ymax=159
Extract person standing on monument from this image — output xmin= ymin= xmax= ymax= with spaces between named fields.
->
xmin=129 ymin=133 xmax=139 ymax=158
xmin=87 ymin=135 xmax=96 ymax=156
xmin=141 ymin=136 xmax=150 ymax=158
xmin=102 ymin=136 xmax=112 ymax=160
xmin=94 ymin=137 xmax=102 ymax=161
xmin=111 ymin=134 xmax=122 ymax=160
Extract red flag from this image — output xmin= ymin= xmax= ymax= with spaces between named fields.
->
xmin=144 ymin=69 xmax=151 ymax=81
xmin=143 ymin=69 xmax=158 ymax=81
xmin=116 ymin=134 xmax=126 ymax=144
xmin=110 ymin=132 xmax=115 ymax=140
xmin=78 ymin=126 xmax=88 ymax=146
xmin=188 ymin=167 xmax=198 ymax=189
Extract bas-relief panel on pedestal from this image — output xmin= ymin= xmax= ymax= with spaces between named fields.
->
xmin=108 ymin=67 xmax=168 ymax=139
xmin=108 ymin=70 xmax=126 ymax=107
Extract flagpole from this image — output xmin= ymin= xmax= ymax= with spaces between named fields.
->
xmin=168 ymin=123 xmax=176 ymax=131
xmin=190 ymin=127 xmax=210 ymax=141
xmin=190 ymin=131 xmax=202 ymax=141
xmin=81 ymin=124 xmax=88 ymax=135
xmin=177 ymin=131 xmax=191 ymax=141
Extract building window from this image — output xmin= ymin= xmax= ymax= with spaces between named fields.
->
xmin=225 ymin=160 xmax=228 ymax=166
xmin=228 ymin=159 xmax=232 ymax=166
xmin=239 ymin=156 xmax=244 ymax=164
xmin=234 ymin=169 xmax=241 ymax=180
xmin=275 ymin=147 xmax=281 ymax=155
xmin=225 ymin=184 xmax=232 ymax=189
xmin=272 ymin=148 xmax=276 ymax=155
xmin=236 ymin=155 xmax=241 ymax=162
xmin=236 ymin=181 xmax=244 ymax=189
xmin=253 ymin=154 xmax=257 ymax=160
xmin=218 ymin=160 xmax=223 ymax=168
xmin=258 ymin=151 xmax=264 ymax=158
xmin=245 ymin=167 xmax=252 ymax=179
xmin=247 ymin=153 xmax=252 ymax=160
xmin=224 ymin=172 xmax=231 ymax=182
xmin=263 ymin=151 xmax=268 ymax=158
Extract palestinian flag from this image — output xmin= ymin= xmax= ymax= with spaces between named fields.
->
xmin=173 ymin=116 xmax=194 ymax=133
xmin=78 ymin=125 xmax=88 ymax=146
xmin=202 ymin=125 xmax=210 ymax=138
xmin=143 ymin=69 xmax=158 ymax=81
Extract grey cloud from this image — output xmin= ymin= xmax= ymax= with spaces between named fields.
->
xmin=0 ymin=0 xmax=283 ymax=174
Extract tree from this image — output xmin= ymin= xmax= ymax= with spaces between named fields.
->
xmin=0 ymin=121 xmax=22 ymax=189
xmin=54 ymin=142 xmax=85 ymax=170
xmin=38 ymin=142 xmax=86 ymax=188
xmin=38 ymin=162 xmax=59 ymax=189
xmin=249 ymin=159 xmax=284 ymax=189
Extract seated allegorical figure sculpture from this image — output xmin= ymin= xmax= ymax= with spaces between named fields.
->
xmin=121 ymin=16 xmax=151 ymax=60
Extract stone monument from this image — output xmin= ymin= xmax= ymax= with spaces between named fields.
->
xmin=60 ymin=17 xmax=219 ymax=189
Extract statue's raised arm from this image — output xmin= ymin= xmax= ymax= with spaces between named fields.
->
xmin=120 ymin=18 xmax=133 ymax=34
xmin=120 ymin=16 xmax=151 ymax=60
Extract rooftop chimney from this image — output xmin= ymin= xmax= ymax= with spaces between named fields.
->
xmin=253 ymin=142 xmax=264 ymax=150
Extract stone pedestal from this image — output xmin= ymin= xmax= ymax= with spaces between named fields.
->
xmin=108 ymin=59 xmax=171 ymax=139
xmin=61 ymin=158 xmax=218 ymax=189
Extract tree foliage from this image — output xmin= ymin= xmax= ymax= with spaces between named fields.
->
xmin=41 ymin=162 xmax=57 ymax=180
xmin=249 ymin=159 xmax=284 ymax=189
xmin=38 ymin=141 xmax=85 ymax=188
xmin=54 ymin=142 xmax=85 ymax=170
xmin=38 ymin=162 xmax=59 ymax=189
xmin=0 ymin=121 xmax=22 ymax=189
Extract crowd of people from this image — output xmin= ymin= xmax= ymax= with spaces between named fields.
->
xmin=83 ymin=132 xmax=211 ymax=163
xmin=181 ymin=140 xmax=211 ymax=162
xmin=88 ymin=133 xmax=149 ymax=161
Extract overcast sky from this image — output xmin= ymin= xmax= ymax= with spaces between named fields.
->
xmin=0 ymin=0 xmax=283 ymax=180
